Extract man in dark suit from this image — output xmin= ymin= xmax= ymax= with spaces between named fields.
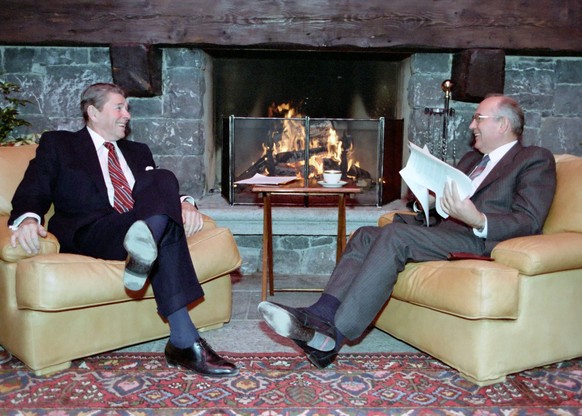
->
xmin=8 ymin=83 xmax=238 ymax=377
xmin=258 ymin=94 xmax=557 ymax=368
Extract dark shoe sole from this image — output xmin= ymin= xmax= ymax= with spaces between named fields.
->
xmin=123 ymin=220 xmax=157 ymax=291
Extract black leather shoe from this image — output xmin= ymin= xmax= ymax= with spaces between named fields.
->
xmin=165 ymin=338 xmax=239 ymax=377
xmin=293 ymin=339 xmax=339 ymax=369
xmin=123 ymin=220 xmax=157 ymax=291
xmin=258 ymin=301 xmax=336 ymax=351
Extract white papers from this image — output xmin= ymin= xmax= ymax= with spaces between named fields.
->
xmin=234 ymin=173 xmax=299 ymax=185
xmin=399 ymin=142 xmax=473 ymax=225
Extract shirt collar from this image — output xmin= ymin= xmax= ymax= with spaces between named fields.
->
xmin=87 ymin=126 xmax=117 ymax=151
xmin=486 ymin=140 xmax=518 ymax=164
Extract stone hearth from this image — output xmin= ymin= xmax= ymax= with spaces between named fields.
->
xmin=198 ymin=193 xmax=406 ymax=276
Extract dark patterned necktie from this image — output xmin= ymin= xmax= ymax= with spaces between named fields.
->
xmin=104 ymin=142 xmax=134 ymax=213
xmin=469 ymin=155 xmax=490 ymax=180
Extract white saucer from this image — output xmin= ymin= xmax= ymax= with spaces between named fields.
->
xmin=318 ymin=180 xmax=347 ymax=188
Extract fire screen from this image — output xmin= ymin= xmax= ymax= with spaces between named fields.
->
xmin=223 ymin=116 xmax=401 ymax=206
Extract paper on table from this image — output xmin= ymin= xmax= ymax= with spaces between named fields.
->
xmin=234 ymin=173 xmax=299 ymax=185
xmin=399 ymin=142 xmax=473 ymax=225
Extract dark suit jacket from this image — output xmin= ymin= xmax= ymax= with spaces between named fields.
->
xmin=453 ymin=142 xmax=556 ymax=253
xmin=9 ymin=127 xmax=156 ymax=253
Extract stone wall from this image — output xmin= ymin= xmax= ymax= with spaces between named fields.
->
xmin=2 ymin=46 xmax=581 ymax=275
xmin=0 ymin=47 xmax=209 ymax=197
xmin=407 ymin=54 xmax=582 ymax=165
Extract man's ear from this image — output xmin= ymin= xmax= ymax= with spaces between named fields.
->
xmin=498 ymin=116 xmax=511 ymax=134
xmin=87 ymin=105 xmax=99 ymax=120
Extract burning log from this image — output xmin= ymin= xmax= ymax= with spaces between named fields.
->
xmin=347 ymin=164 xmax=372 ymax=179
xmin=236 ymin=146 xmax=327 ymax=180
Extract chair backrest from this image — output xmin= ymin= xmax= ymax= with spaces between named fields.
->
xmin=0 ymin=144 xmax=38 ymax=217
xmin=543 ymin=154 xmax=582 ymax=234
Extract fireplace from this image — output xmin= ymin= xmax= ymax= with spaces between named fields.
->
xmin=209 ymin=49 xmax=407 ymax=206
xmin=224 ymin=115 xmax=402 ymax=206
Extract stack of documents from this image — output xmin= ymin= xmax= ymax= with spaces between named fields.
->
xmin=234 ymin=173 xmax=299 ymax=185
xmin=400 ymin=142 xmax=472 ymax=225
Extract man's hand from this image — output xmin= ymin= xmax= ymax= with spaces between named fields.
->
xmin=440 ymin=181 xmax=486 ymax=230
xmin=181 ymin=201 xmax=204 ymax=237
xmin=10 ymin=218 xmax=48 ymax=255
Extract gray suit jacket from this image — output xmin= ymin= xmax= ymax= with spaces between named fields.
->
xmin=454 ymin=142 xmax=556 ymax=253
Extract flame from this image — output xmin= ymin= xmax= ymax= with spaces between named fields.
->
xmin=263 ymin=102 xmax=356 ymax=179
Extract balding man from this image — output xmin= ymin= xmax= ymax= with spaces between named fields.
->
xmin=259 ymin=95 xmax=557 ymax=369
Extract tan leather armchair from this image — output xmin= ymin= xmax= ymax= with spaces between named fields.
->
xmin=375 ymin=154 xmax=582 ymax=385
xmin=0 ymin=145 xmax=242 ymax=375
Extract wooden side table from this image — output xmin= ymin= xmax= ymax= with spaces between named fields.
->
xmin=252 ymin=182 xmax=361 ymax=301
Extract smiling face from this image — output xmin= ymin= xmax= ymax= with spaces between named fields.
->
xmin=87 ymin=92 xmax=130 ymax=141
xmin=469 ymin=96 xmax=506 ymax=154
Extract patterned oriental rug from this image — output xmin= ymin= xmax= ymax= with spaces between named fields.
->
xmin=1 ymin=352 xmax=581 ymax=415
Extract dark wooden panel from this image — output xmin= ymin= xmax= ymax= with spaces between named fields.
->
xmin=0 ymin=0 xmax=580 ymax=54
xmin=110 ymin=45 xmax=162 ymax=97
xmin=451 ymin=49 xmax=505 ymax=103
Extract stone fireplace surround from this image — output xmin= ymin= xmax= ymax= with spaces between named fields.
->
xmin=1 ymin=46 xmax=580 ymax=275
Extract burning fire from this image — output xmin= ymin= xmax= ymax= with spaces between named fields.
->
xmin=263 ymin=102 xmax=357 ymax=179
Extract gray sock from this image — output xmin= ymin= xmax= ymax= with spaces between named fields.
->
xmin=307 ymin=331 xmax=336 ymax=351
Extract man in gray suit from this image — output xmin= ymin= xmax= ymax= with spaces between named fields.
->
xmin=258 ymin=94 xmax=557 ymax=368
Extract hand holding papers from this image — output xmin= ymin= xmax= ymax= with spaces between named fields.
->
xmin=234 ymin=173 xmax=299 ymax=186
xmin=399 ymin=142 xmax=473 ymax=225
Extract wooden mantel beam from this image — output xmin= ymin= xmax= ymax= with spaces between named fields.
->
xmin=0 ymin=0 xmax=580 ymax=54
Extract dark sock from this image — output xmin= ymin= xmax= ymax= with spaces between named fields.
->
xmin=167 ymin=307 xmax=200 ymax=348
xmin=335 ymin=331 xmax=346 ymax=349
xmin=307 ymin=294 xmax=341 ymax=323
xmin=305 ymin=294 xmax=343 ymax=351
xmin=145 ymin=214 xmax=169 ymax=243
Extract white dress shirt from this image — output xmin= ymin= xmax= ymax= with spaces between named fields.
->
xmin=471 ymin=140 xmax=518 ymax=237
xmin=87 ymin=127 xmax=136 ymax=208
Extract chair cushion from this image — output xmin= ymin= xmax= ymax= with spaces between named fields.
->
xmin=392 ymin=259 xmax=520 ymax=319
xmin=15 ymin=227 xmax=241 ymax=311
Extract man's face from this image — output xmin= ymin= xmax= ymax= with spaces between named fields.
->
xmin=469 ymin=97 xmax=503 ymax=154
xmin=89 ymin=92 xmax=130 ymax=141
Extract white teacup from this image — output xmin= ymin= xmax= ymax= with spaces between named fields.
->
xmin=323 ymin=170 xmax=342 ymax=184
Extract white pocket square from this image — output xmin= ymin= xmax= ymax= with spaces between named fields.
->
xmin=145 ymin=166 xmax=154 ymax=171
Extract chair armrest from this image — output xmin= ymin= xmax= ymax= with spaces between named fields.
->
xmin=0 ymin=216 xmax=60 ymax=262
xmin=0 ymin=212 xmax=216 ymax=263
xmin=200 ymin=214 xmax=217 ymax=231
xmin=379 ymin=211 xmax=582 ymax=276
xmin=378 ymin=210 xmax=415 ymax=227
xmin=492 ymin=232 xmax=582 ymax=275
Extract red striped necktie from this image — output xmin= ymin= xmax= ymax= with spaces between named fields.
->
xmin=104 ymin=142 xmax=134 ymax=213
xmin=469 ymin=155 xmax=490 ymax=180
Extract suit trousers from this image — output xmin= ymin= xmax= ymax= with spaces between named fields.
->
xmin=325 ymin=218 xmax=486 ymax=340
xmin=74 ymin=169 xmax=204 ymax=318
